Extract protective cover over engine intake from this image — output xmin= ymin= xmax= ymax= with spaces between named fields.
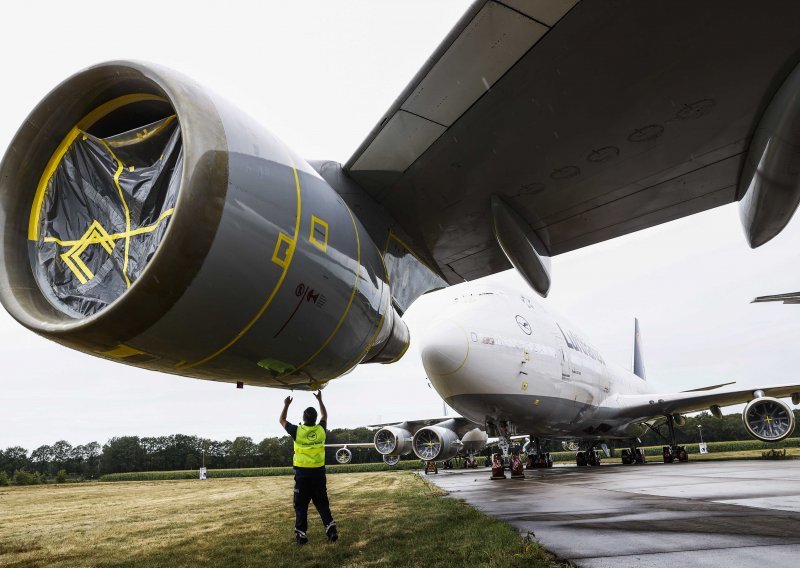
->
xmin=0 ymin=61 xmax=408 ymax=389
xmin=32 ymin=115 xmax=182 ymax=317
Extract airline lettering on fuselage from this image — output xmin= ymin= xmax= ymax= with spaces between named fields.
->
xmin=556 ymin=323 xmax=605 ymax=365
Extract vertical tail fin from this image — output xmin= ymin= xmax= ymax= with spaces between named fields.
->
xmin=633 ymin=318 xmax=646 ymax=380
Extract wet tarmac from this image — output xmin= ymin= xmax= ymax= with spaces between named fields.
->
xmin=425 ymin=460 xmax=800 ymax=567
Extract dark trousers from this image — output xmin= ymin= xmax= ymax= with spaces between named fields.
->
xmin=293 ymin=474 xmax=333 ymax=533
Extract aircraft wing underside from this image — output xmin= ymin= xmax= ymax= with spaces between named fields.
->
xmin=344 ymin=0 xmax=800 ymax=284
xmin=368 ymin=415 xmax=479 ymax=437
xmin=606 ymin=383 xmax=800 ymax=422
xmin=752 ymin=292 xmax=800 ymax=305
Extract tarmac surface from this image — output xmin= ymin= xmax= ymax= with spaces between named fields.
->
xmin=425 ymin=460 xmax=800 ymax=567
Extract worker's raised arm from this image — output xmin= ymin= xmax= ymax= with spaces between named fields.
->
xmin=279 ymin=396 xmax=292 ymax=428
xmin=314 ymin=391 xmax=327 ymax=423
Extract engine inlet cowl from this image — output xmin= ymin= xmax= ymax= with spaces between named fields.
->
xmin=373 ymin=426 xmax=413 ymax=456
xmin=743 ymin=396 xmax=795 ymax=442
xmin=412 ymin=425 xmax=462 ymax=461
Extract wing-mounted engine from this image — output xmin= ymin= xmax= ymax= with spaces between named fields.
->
xmin=0 ymin=61 xmax=409 ymax=390
xmin=460 ymin=427 xmax=489 ymax=454
xmin=743 ymin=396 xmax=795 ymax=442
xmin=334 ymin=447 xmax=353 ymax=464
xmin=373 ymin=426 xmax=413 ymax=456
xmin=382 ymin=455 xmax=400 ymax=466
xmin=412 ymin=425 xmax=463 ymax=461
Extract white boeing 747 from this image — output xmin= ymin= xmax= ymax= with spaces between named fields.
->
xmin=330 ymin=284 xmax=800 ymax=471
xmin=409 ymin=285 xmax=800 ymax=467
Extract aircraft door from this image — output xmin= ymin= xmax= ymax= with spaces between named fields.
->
xmin=560 ymin=347 xmax=571 ymax=380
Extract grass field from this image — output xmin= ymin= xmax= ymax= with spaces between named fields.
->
xmin=0 ymin=472 xmax=564 ymax=568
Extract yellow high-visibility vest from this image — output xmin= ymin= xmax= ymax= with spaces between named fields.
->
xmin=293 ymin=424 xmax=326 ymax=468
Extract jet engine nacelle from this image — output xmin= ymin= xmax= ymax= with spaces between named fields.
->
xmin=334 ymin=447 xmax=352 ymax=465
xmin=412 ymin=425 xmax=463 ymax=461
xmin=742 ymin=397 xmax=795 ymax=442
xmin=382 ymin=455 xmax=400 ymax=466
xmin=0 ymin=61 xmax=408 ymax=390
xmin=373 ymin=426 xmax=413 ymax=456
xmin=460 ymin=427 xmax=489 ymax=454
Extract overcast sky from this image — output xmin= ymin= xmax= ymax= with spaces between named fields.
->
xmin=2 ymin=1 xmax=799 ymax=451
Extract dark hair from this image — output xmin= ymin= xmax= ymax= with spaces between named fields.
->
xmin=303 ymin=407 xmax=318 ymax=425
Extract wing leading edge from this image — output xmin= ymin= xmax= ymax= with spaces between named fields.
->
xmin=607 ymin=383 xmax=800 ymax=422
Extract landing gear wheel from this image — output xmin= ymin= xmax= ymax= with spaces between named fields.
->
xmin=576 ymin=451 xmax=587 ymax=467
xmin=490 ymin=453 xmax=506 ymax=479
xmin=587 ymin=451 xmax=601 ymax=466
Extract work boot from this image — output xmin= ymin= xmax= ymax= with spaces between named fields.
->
xmin=325 ymin=521 xmax=338 ymax=542
xmin=294 ymin=529 xmax=308 ymax=545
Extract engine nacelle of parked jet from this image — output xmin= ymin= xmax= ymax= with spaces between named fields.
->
xmin=742 ymin=396 xmax=795 ymax=442
xmin=0 ymin=61 xmax=409 ymax=390
xmin=334 ymin=447 xmax=353 ymax=465
xmin=460 ymin=427 xmax=489 ymax=454
xmin=412 ymin=426 xmax=463 ymax=461
xmin=373 ymin=426 xmax=413 ymax=456
xmin=382 ymin=455 xmax=400 ymax=466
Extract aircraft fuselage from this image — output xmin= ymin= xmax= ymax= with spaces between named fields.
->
xmin=420 ymin=286 xmax=655 ymax=441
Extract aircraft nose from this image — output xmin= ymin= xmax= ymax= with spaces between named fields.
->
xmin=420 ymin=319 xmax=469 ymax=377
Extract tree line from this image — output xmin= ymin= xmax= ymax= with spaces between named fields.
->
xmin=0 ymin=427 xmax=378 ymax=478
xmin=2 ymin=411 xmax=797 ymax=478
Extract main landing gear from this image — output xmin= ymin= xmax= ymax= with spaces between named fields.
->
xmin=620 ymin=447 xmax=646 ymax=465
xmin=647 ymin=414 xmax=689 ymax=463
xmin=524 ymin=438 xmax=554 ymax=469
xmin=576 ymin=443 xmax=602 ymax=467
xmin=463 ymin=454 xmax=479 ymax=469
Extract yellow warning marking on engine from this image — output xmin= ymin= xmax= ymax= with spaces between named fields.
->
xmin=107 ymin=115 xmax=178 ymax=148
xmin=100 ymin=344 xmax=145 ymax=359
xmin=271 ymin=232 xmax=294 ymax=268
xmin=521 ymin=381 xmax=528 ymax=391
xmin=58 ymin=221 xmax=116 ymax=284
xmin=278 ymin=204 xmax=362 ymax=380
xmin=330 ymin=242 xmax=391 ymax=378
xmin=309 ymin=215 xmax=329 ymax=252
xmin=45 ymin=209 xmax=175 ymax=248
xmin=96 ymin=139 xmax=132 ymax=288
xmin=29 ymin=93 xmax=167 ymax=241
xmin=180 ymin=149 xmax=303 ymax=371
xmin=46 ymin=210 xmax=175 ymax=283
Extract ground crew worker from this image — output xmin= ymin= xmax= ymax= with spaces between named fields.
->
xmin=279 ymin=390 xmax=338 ymax=545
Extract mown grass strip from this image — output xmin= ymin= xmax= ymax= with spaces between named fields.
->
xmin=100 ymin=459 xmax=423 ymax=481
xmin=1 ymin=472 xmax=566 ymax=568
